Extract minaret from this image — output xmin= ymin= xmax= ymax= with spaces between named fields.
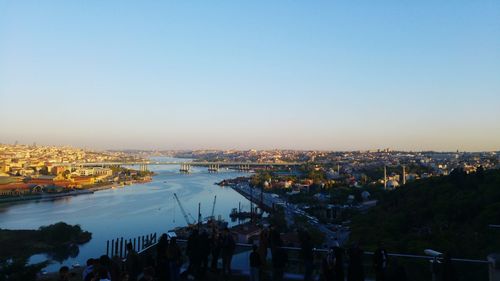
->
xmin=402 ymin=165 xmax=406 ymax=185
xmin=383 ymin=165 xmax=387 ymax=190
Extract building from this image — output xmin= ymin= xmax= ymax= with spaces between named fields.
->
xmin=231 ymin=223 xmax=261 ymax=244
xmin=71 ymin=176 xmax=95 ymax=187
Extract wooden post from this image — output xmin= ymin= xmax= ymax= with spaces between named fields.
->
xmin=119 ymin=237 xmax=123 ymax=258
xmin=133 ymin=238 xmax=136 ymax=252
xmin=115 ymin=239 xmax=119 ymax=256
xmin=106 ymin=240 xmax=109 ymax=256
xmin=111 ymin=239 xmax=114 ymax=257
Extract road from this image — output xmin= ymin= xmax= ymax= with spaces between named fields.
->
xmin=231 ymin=183 xmax=350 ymax=247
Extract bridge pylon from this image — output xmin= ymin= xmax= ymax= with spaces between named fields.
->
xmin=238 ymin=164 xmax=250 ymax=172
xmin=138 ymin=164 xmax=148 ymax=172
xmin=208 ymin=164 xmax=219 ymax=172
xmin=180 ymin=164 xmax=191 ymax=173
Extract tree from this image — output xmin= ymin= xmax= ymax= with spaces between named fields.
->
xmin=0 ymin=258 xmax=48 ymax=281
xmin=38 ymin=166 xmax=49 ymax=176
xmin=475 ymin=165 xmax=485 ymax=182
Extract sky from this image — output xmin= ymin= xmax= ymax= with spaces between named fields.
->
xmin=0 ymin=1 xmax=499 ymax=151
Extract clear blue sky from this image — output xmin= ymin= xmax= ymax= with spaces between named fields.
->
xmin=1 ymin=1 xmax=499 ymax=151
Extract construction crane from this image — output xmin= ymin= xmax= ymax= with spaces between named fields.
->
xmin=173 ymin=193 xmax=194 ymax=226
xmin=210 ymin=195 xmax=217 ymax=219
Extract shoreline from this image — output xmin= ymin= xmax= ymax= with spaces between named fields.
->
xmin=0 ymin=179 xmax=152 ymax=205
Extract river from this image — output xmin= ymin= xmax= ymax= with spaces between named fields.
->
xmin=0 ymin=157 xmax=252 ymax=271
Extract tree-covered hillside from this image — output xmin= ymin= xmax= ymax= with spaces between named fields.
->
xmin=350 ymin=168 xmax=500 ymax=259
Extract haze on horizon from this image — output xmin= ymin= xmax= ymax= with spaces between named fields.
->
xmin=1 ymin=1 xmax=499 ymax=152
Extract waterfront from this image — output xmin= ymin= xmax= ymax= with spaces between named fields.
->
xmin=0 ymin=158 xmax=251 ymax=271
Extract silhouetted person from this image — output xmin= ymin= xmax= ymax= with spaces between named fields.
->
xmin=167 ymin=237 xmax=182 ymax=281
xmin=200 ymin=230 xmax=211 ymax=276
xmin=210 ymin=231 xmax=222 ymax=272
xmin=250 ymin=244 xmax=262 ymax=281
xmin=125 ymin=242 xmax=141 ymax=281
xmin=321 ymin=247 xmax=335 ymax=281
xmin=272 ymin=239 xmax=288 ymax=281
xmin=156 ymin=233 xmax=170 ymax=281
xmin=299 ymin=230 xmax=314 ymax=281
xmin=268 ymin=225 xmax=281 ymax=250
xmin=139 ymin=266 xmax=155 ymax=281
xmin=441 ymin=253 xmax=458 ymax=281
xmin=98 ymin=255 xmax=114 ymax=281
xmin=221 ymin=227 xmax=236 ymax=276
xmin=333 ymin=245 xmax=345 ymax=281
xmin=373 ymin=243 xmax=389 ymax=281
xmin=258 ymin=227 xmax=269 ymax=278
xmin=109 ymin=255 xmax=123 ymax=281
xmin=388 ymin=259 xmax=407 ymax=281
xmin=83 ymin=258 xmax=96 ymax=281
xmin=98 ymin=266 xmax=112 ymax=281
xmin=186 ymin=229 xmax=201 ymax=277
xmin=58 ymin=266 xmax=70 ymax=281
xmin=347 ymin=243 xmax=364 ymax=281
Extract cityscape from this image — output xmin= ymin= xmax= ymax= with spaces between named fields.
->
xmin=1 ymin=1 xmax=500 ymax=281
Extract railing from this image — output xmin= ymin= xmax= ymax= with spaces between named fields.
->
xmin=111 ymin=236 xmax=491 ymax=281
xmin=105 ymin=232 xmax=157 ymax=259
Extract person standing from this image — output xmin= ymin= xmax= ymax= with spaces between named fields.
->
xmin=250 ymin=244 xmax=262 ymax=281
xmin=333 ymin=245 xmax=345 ymax=281
xmin=441 ymin=253 xmax=458 ymax=281
xmin=321 ymin=247 xmax=336 ymax=281
xmin=186 ymin=229 xmax=201 ymax=277
xmin=82 ymin=259 xmax=96 ymax=281
xmin=199 ymin=230 xmax=211 ymax=277
xmin=347 ymin=242 xmax=364 ymax=281
xmin=299 ymin=231 xmax=314 ymax=281
xmin=58 ymin=266 xmax=70 ymax=281
xmin=258 ymin=227 xmax=269 ymax=279
xmin=210 ymin=231 xmax=222 ymax=272
xmin=167 ymin=237 xmax=182 ymax=281
xmin=221 ymin=227 xmax=236 ymax=276
xmin=156 ymin=234 xmax=170 ymax=281
xmin=258 ymin=227 xmax=269 ymax=261
xmin=125 ymin=243 xmax=140 ymax=281
xmin=388 ymin=259 xmax=407 ymax=281
xmin=272 ymin=239 xmax=288 ymax=281
xmin=373 ymin=243 xmax=389 ymax=281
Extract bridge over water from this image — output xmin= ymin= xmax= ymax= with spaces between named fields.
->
xmin=52 ymin=161 xmax=304 ymax=172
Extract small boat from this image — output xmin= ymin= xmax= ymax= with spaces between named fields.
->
xmin=72 ymin=263 xmax=81 ymax=268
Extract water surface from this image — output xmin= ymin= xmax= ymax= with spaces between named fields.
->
xmin=0 ymin=158 xmax=251 ymax=271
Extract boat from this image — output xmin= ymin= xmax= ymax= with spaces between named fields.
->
xmin=170 ymin=218 xmax=228 ymax=239
xmin=230 ymin=208 xmax=262 ymax=220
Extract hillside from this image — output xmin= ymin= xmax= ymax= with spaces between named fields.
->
xmin=350 ymin=167 xmax=500 ymax=259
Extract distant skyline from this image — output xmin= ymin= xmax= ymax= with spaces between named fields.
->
xmin=1 ymin=1 xmax=499 ymax=151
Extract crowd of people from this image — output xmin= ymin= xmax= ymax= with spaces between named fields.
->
xmin=56 ymin=226 xmax=237 ymax=281
xmin=55 ymin=226 xmax=457 ymax=281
